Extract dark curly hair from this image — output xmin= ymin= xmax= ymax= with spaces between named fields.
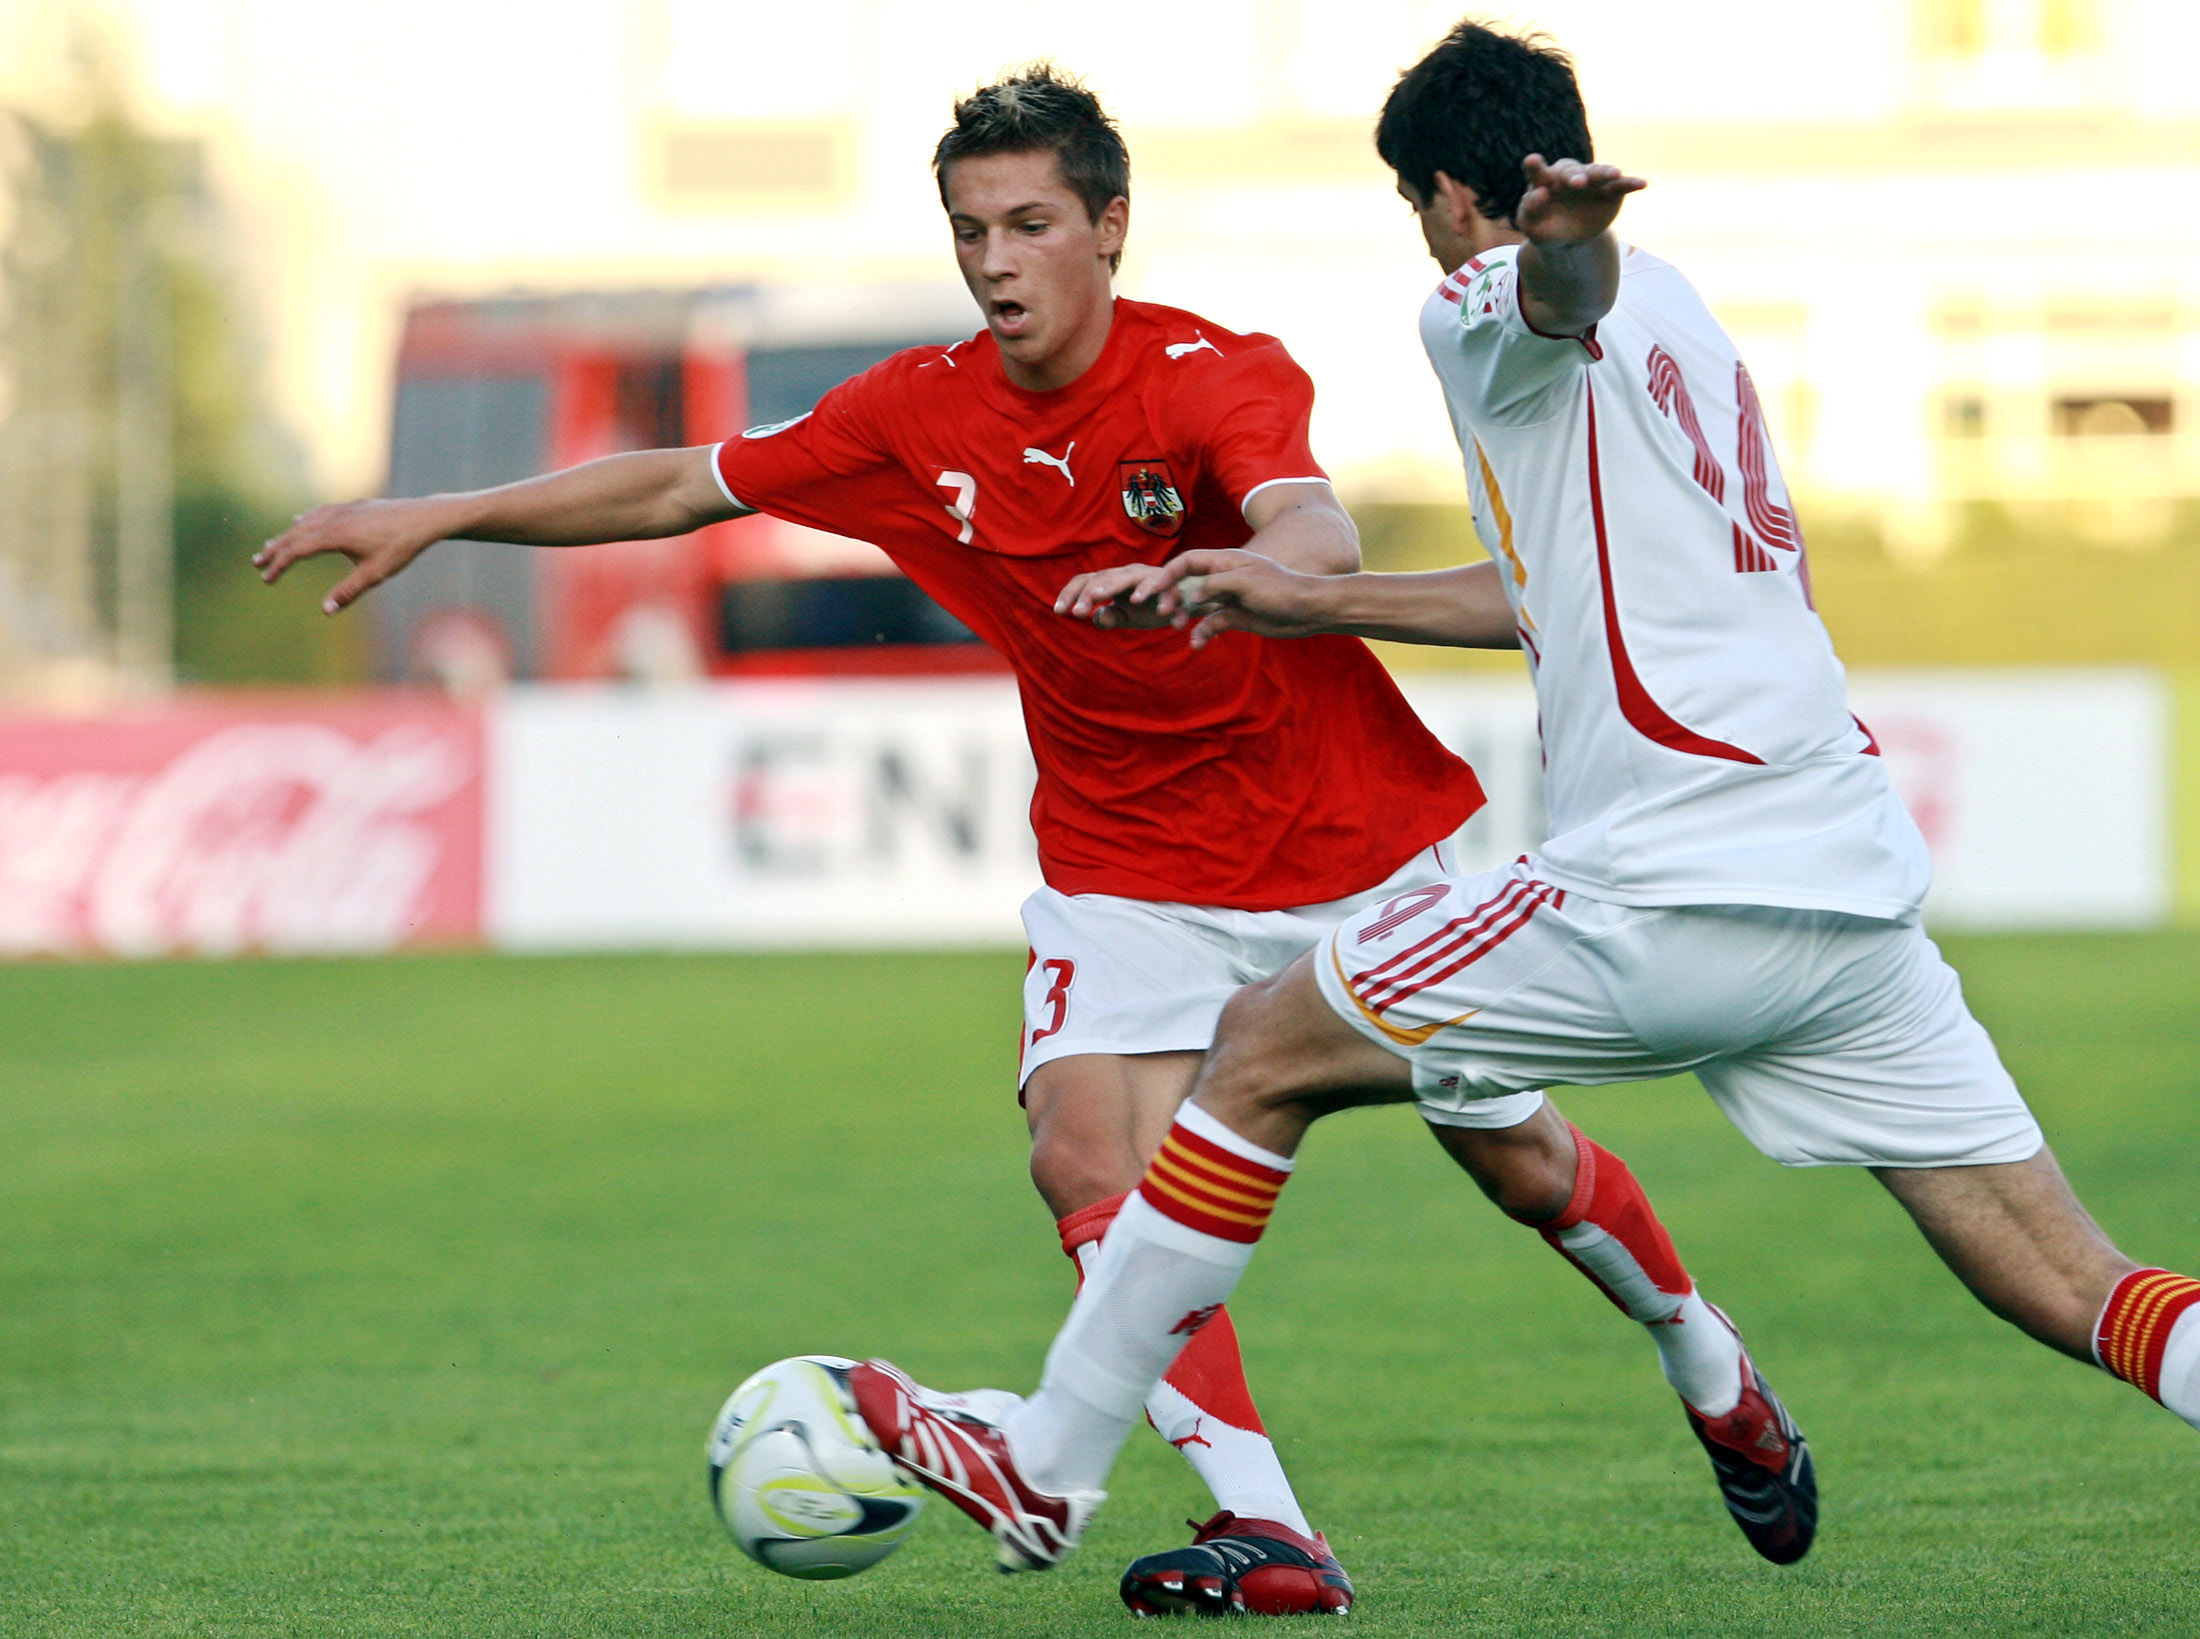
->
xmin=1376 ymin=19 xmax=1593 ymax=222
xmin=933 ymin=63 xmax=1130 ymax=270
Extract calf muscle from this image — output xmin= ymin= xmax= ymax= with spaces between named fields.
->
xmin=1873 ymin=1150 xmax=2138 ymax=1361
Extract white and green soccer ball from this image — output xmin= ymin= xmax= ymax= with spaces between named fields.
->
xmin=706 ymin=1355 xmax=925 ymax=1580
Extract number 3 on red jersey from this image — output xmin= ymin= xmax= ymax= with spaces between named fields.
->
xmin=937 ymin=470 xmax=977 ymax=545
xmin=1027 ymin=957 xmax=1075 ymax=1045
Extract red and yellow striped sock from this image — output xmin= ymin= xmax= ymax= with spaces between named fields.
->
xmin=1137 ymin=1115 xmax=1291 ymax=1246
xmin=2095 ymin=1268 xmax=2200 ymax=1401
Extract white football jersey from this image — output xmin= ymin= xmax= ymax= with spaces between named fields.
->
xmin=1424 ymin=242 xmax=1930 ymax=920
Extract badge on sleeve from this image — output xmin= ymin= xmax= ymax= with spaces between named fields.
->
xmin=1119 ymin=459 xmax=1185 ymax=538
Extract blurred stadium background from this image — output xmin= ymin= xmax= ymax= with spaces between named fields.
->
xmin=3 ymin=3 xmax=2198 ymax=1634
xmin=0 ymin=0 xmax=2196 ymax=949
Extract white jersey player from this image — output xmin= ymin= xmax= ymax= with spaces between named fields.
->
xmin=840 ymin=21 xmax=2200 ymax=1591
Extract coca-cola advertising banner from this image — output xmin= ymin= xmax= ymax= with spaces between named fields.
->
xmin=0 ymin=697 xmax=484 ymax=958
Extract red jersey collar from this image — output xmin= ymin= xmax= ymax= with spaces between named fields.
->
xmin=973 ymin=297 xmax=1142 ymax=414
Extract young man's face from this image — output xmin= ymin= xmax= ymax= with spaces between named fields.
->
xmin=943 ymin=149 xmax=1126 ymax=379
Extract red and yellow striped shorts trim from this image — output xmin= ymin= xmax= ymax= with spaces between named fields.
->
xmin=1137 ymin=1124 xmax=1289 ymax=1245
xmin=2096 ymin=1267 xmax=2200 ymax=1400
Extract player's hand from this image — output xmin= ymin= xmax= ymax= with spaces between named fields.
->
xmin=253 ymin=498 xmax=454 ymax=614
xmin=1515 ymin=154 xmax=1645 ymax=248
xmin=1054 ymin=563 xmax=1202 ymax=629
xmin=1126 ymin=550 xmax=1331 ymax=650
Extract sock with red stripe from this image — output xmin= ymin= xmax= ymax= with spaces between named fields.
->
xmin=2094 ymin=1267 xmax=2200 ymax=1428
xmin=1526 ymin=1123 xmax=1744 ymax=1417
xmin=1007 ymin=1105 xmax=1291 ymax=1499
xmin=1058 ymin=1193 xmax=1312 ymax=1535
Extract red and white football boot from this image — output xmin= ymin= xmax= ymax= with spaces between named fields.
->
xmin=1119 ymin=1512 xmax=1356 ymax=1616
xmin=1684 ymin=1311 xmax=1817 ymax=1565
xmin=847 ymin=1358 xmax=1104 ymax=1572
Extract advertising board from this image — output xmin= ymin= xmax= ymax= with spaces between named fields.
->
xmin=0 ymin=698 xmax=484 ymax=958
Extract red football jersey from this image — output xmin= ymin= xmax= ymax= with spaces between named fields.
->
xmin=714 ymin=297 xmax=1484 ymax=910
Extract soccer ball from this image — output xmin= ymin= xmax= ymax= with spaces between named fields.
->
xmin=706 ymin=1355 xmax=925 ymax=1579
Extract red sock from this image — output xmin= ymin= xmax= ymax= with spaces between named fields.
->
xmin=2095 ymin=1267 xmax=2200 ymax=1401
xmin=1058 ymin=1192 xmax=1266 ymax=1434
xmin=1519 ymin=1123 xmax=1693 ymax=1319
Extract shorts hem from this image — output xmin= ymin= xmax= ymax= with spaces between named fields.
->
xmin=1018 ymin=1033 xmax=1213 ymax=1088
xmin=1770 ymin=1127 xmax=2047 ymax=1170
xmin=1414 ymin=1090 xmax=1550 ymax=1131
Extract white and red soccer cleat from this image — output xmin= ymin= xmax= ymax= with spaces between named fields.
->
xmin=1119 ymin=1512 xmax=1356 ymax=1616
xmin=1683 ymin=1310 xmax=1816 ymax=1565
xmin=847 ymin=1358 xmax=1104 ymax=1572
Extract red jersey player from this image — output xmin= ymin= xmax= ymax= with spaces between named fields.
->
xmin=257 ymin=66 xmax=1805 ymax=1612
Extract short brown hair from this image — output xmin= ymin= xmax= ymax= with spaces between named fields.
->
xmin=933 ymin=64 xmax=1130 ymax=270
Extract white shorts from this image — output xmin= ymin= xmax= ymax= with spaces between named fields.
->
xmin=1018 ymin=843 xmax=1460 ymax=1089
xmin=1314 ymin=857 xmax=2044 ymax=1169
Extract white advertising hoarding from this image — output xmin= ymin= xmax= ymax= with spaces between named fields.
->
xmin=485 ymin=668 xmax=2171 ymax=950
xmin=488 ymin=680 xmax=1038 ymax=950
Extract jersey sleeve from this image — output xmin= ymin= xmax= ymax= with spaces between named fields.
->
xmin=711 ymin=363 xmax=898 ymax=532
xmin=1164 ymin=337 xmax=1329 ymax=513
xmin=1426 ymin=246 xmax=1595 ymax=426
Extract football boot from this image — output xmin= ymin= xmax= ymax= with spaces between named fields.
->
xmin=1119 ymin=1511 xmax=1355 ymax=1616
xmin=847 ymin=1358 xmax=1102 ymax=1572
xmin=1684 ymin=1322 xmax=1817 ymax=1565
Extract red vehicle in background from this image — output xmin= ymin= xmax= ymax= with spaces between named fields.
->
xmin=375 ymin=285 xmax=1005 ymax=688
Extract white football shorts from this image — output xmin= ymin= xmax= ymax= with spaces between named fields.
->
xmin=1314 ymin=856 xmax=2044 ymax=1169
xmin=1018 ymin=842 xmax=1459 ymax=1089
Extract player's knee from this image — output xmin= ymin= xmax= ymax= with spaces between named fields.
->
xmin=1429 ymin=1108 xmax=1578 ymax=1221
xmin=1025 ymin=1100 xmax=1141 ymax=1216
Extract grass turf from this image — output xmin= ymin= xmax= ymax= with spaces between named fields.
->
xmin=2 ymin=935 xmax=2196 ymax=1636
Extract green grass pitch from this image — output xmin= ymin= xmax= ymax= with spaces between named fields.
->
xmin=3 ymin=935 xmax=2196 ymax=1636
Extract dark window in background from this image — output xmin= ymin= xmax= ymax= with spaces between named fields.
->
xmin=744 ymin=343 xmax=917 ymax=427
xmin=2053 ymin=397 xmax=2174 ymax=437
xmin=614 ymin=357 xmax=686 ymax=450
xmin=720 ymin=577 xmax=980 ymax=655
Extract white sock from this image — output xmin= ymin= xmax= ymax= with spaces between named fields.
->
xmin=1653 ymin=1291 xmax=1747 ymax=1418
xmin=1075 ymin=1234 xmax=1314 ymax=1535
xmin=1007 ymin=1108 xmax=1291 ymax=1499
xmin=1145 ymin=1380 xmax=1312 ymax=1535
xmin=2157 ymin=1308 xmax=2200 ymax=1430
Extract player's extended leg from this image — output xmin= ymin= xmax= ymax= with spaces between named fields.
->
xmin=1874 ymin=1152 xmax=2200 ymax=1427
xmin=1425 ymin=1105 xmax=1745 ymax=1415
xmin=1025 ymin=1051 xmax=1323 ymax=1539
xmin=1423 ymin=1104 xmax=1811 ymax=1562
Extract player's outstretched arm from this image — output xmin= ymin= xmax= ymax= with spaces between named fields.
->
xmin=1081 ymin=549 xmax=1519 ymax=652
xmin=253 ymin=446 xmax=748 ymax=615
xmin=1514 ymin=154 xmax=1646 ymax=338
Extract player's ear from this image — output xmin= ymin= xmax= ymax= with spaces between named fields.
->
xmin=1431 ymin=171 xmax=1487 ymax=234
xmin=1096 ymin=195 xmax=1128 ymax=264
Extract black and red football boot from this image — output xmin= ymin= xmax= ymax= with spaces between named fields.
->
xmin=1685 ymin=1337 xmax=1817 ymax=1565
xmin=1119 ymin=1512 xmax=1355 ymax=1617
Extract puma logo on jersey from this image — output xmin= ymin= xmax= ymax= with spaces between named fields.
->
xmin=1165 ymin=335 xmax=1221 ymax=360
xmin=1022 ymin=442 xmax=1075 ymax=485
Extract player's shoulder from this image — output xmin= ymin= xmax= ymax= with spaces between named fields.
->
xmin=1117 ymin=298 xmax=1311 ymax=427
xmin=1423 ymin=246 xmax=1523 ymax=339
xmin=1119 ymin=298 xmax=1303 ymax=373
xmin=835 ymin=332 xmax=989 ymax=407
